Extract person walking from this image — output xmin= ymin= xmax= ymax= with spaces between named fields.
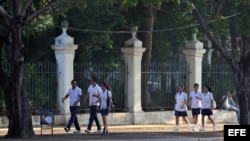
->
xmin=189 ymin=83 xmax=202 ymax=131
xmin=62 ymin=80 xmax=82 ymax=133
xmin=84 ymin=77 xmax=102 ymax=133
xmin=173 ymin=85 xmax=191 ymax=131
xmin=222 ymin=91 xmax=240 ymax=122
xmin=200 ymin=84 xmax=216 ymax=131
xmin=99 ymin=82 xmax=113 ymax=133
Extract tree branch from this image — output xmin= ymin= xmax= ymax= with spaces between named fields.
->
xmin=0 ymin=5 xmax=11 ymax=26
xmin=25 ymin=0 xmax=65 ymax=25
xmin=21 ymin=0 xmax=33 ymax=17
xmin=0 ymin=0 xmax=7 ymax=4
xmin=191 ymin=4 xmax=238 ymax=71
xmin=14 ymin=0 xmax=21 ymax=16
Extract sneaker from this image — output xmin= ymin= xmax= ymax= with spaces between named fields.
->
xmin=64 ymin=127 xmax=69 ymax=133
xmin=193 ymin=127 xmax=197 ymax=131
xmin=199 ymin=127 xmax=205 ymax=131
xmin=94 ymin=129 xmax=102 ymax=133
xmin=85 ymin=129 xmax=91 ymax=133
xmin=193 ymin=124 xmax=199 ymax=131
xmin=213 ymin=125 xmax=217 ymax=131
xmin=173 ymin=127 xmax=179 ymax=131
xmin=73 ymin=130 xmax=81 ymax=133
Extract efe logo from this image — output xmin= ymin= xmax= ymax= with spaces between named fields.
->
xmin=224 ymin=125 xmax=249 ymax=140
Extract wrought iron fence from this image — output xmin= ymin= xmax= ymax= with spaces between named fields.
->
xmin=0 ymin=62 xmax=57 ymax=115
xmin=141 ymin=58 xmax=189 ymax=111
xmin=0 ymin=61 xmax=237 ymax=115
xmin=202 ymin=63 xmax=237 ymax=108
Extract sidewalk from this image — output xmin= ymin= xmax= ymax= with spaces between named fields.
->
xmin=0 ymin=124 xmax=226 ymax=141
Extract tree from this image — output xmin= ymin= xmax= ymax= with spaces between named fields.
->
xmin=0 ymin=0 xmax=76 ymax=138
xmin=189 ymin=0 xmax=250 ymax=124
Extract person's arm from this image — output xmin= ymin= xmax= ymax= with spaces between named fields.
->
xmin=83 ymin=92 xmax=89 ymax=104
xmin=74 ymin=89 xmax=82 ymax=105
xmin=210 ymin=93 xmax=214 ymax=110
xmin=181 ymin=99 xmax=187 ymax=108
xmin=93 ymin=93 xmax=101 ymax=105
xmin=62 ymin=94 xmax=69 ymax=103
xmin=222 ymin=95 xmax=227 ymax=104
xmin=108 ymin=91 xmax=112 ymax=110
xmin=181 ymin=93 xmax=187 ymax=108
xmin=196 ymin=94 xmax=202 ymax=100
xmin=188 ymin=94 xmax=192 ymax=106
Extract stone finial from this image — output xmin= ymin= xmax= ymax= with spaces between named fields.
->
xmin=55 ymin=20 xmax=74 ymax=45
xmin=204 ymin=34 xmax=212 ymax=49
xmin=61 ymin=20 xmax=69 ymax=28
xmin=192 ymin=27 xmax=199 ymax=42
xmin=125 ymin=26 xmax=142 ymax=48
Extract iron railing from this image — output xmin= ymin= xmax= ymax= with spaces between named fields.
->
xmin=141 ymin=59 xmax=189 ymax=111
xmin=0 ymin=61 xmax=237 ymax=115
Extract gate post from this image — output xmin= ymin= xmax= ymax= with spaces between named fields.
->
xmin=51 ymin=21 xmax=78 ymax=117
xmin=182 ymin=28 xmax=206 ymax=93
xmin=121 ymin=26 xmax=146 ymax=124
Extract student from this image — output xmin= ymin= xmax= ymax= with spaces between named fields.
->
xmin=84 ymin=77 xmax=102 ymax=133
xmin=100 ymin=82 xmax=113 ymax=133
xmin=173 ymin=85 xmax=191 ymax=131
xmin=200 ymin=84 xmax=216 ymax=131
xmin=62 ymin=80 xmax=82 ymax=133
xmin=189 ymin=83 xmax=202 ymax=131
xmin=222 ymin=91 xmax=240 ymax=122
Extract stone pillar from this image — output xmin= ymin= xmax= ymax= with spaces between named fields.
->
xmin=51 ymin=21 xmax=78 ymax=116
xmin=182 ymin=28 xmax=206 ymax=92
xmin=121 ymin=26 xmax=146 ymax=124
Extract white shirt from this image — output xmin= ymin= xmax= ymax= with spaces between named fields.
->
xmin=100 ymin=89 xmax=112 ymax=109
xmin=201 ymin=92 xmax=214 ymax=109
xmin=175 ymin=92 xmax=188 ymax=111
xmin=87 ymin=84 xmax=102 ymax=106
xmin=189 ymin=91 xmax=202 ymax=108
xmin=222 ymin=95 xmax=230 ymax=109
xmin=68 ymin=86 xmax=82 ymax=106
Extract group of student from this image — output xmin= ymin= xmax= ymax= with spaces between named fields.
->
xmin=61 ymin=77 xmax=113 ymax=134
xmin=60 ymin=79 xmax=239 ymax=134
xmin=174 ymin=83 xmax=240 ymax=132
xmin=174 ymin=83 xmax=216 ymax=131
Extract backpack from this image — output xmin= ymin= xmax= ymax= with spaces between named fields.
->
xmin=106 ymin=90 xmax=117 ymax=109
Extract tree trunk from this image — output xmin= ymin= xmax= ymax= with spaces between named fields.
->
xmin=237 ymin=36 xmax=250 ymax=124
xmin=3 ymin=26 xmax=34 ymax=138
xmin=140 ymin=4 xmax=161 ymax=110
xmin=141 ymin=4 xmax=154 ymax=63
xmin=236 ymin=70 xmax=250 ymax=124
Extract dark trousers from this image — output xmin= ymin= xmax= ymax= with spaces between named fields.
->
xmin=66 ymin=106 xmax=80 ymax=131
xmin=87 ymin=105 xmax=101 ymax=130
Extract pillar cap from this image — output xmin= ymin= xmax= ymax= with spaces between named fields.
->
xmin=54 ymin=21 xmax=74 ymax=46
xmin=125 ymin=26 xmax=142 ymax=48
xmin=61 ymin=20 xmax=69 ymax=28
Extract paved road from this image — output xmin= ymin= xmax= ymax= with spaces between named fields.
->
xmin=0 ymin=124 xmax=225 ymax=141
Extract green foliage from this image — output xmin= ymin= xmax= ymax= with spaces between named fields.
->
xmin=23 ymin=15 xmax=54 ymax=36
xmin=152 ymin=2 xmax=196 ymax=61
xmin=63 ymin=5 xmax=127 ymax=63
xmin=209 ymin=15 xmax=230 ymax=39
